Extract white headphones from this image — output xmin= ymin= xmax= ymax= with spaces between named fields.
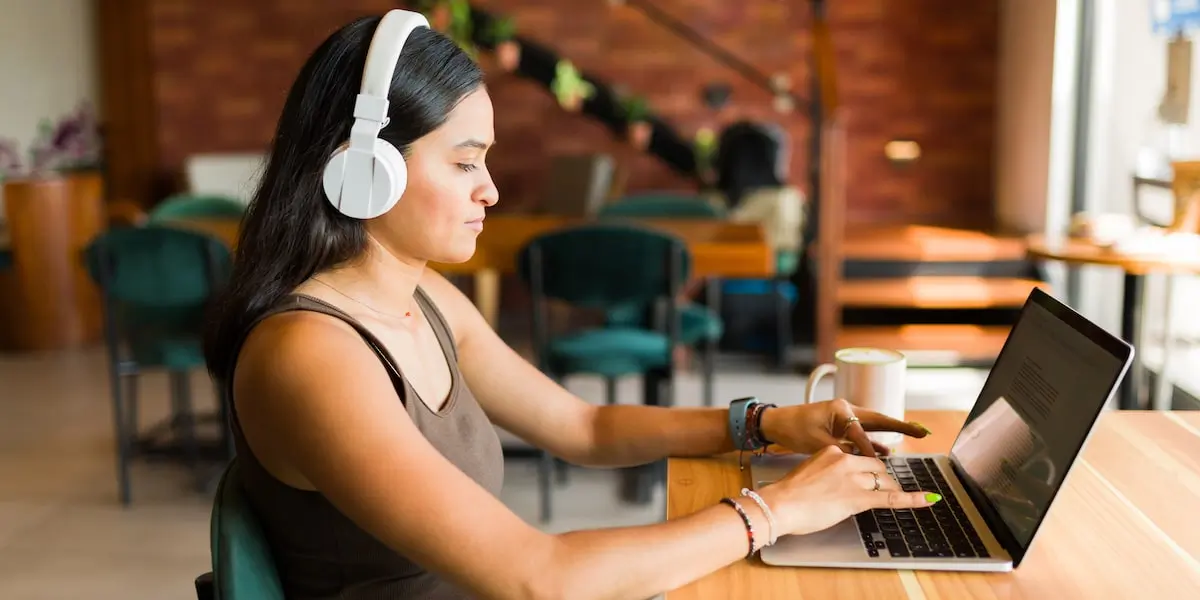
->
xmin=322 ymin=10 xmax=430 ymax=220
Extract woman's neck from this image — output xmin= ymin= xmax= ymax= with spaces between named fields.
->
xmin=311 ymin=236 xmax=426 ymax=319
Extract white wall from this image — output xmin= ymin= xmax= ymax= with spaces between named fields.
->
xmin=995 ymin=0 xmax=1059 ymax=235
xmin=0 ymin=0 xmax=98 ymax=219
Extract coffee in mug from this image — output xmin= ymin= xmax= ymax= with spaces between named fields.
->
xmin=803 ymin=347 xmax=907 ymax=446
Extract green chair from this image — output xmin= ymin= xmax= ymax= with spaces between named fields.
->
xmin=597 ymin=193 xmax=726 ymax=406
xmin=149 ymin=193 xmax=246 ymax=222
xmin=83 ymin=226 xmax=233 ymax=505
xmin=195 ymin=459 xmax=285 ymax=600
xmin=517 ymin=223 xmax=688 ymax=521
xmin=596 ymin=192 xmax=726 ymax=219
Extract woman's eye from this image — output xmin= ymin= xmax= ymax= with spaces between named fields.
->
xmin=456 ymin=162 xmax=478 ymax=172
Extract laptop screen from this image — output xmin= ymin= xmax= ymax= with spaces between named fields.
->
xmin=948 ymin=289 xmax=1132 ymax=563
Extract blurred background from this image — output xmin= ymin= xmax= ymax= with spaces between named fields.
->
xmin=0 ymin=1 xmax=1198 ymax=598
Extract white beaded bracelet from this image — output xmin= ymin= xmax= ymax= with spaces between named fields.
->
xmin=740 ymin=488 xmax=778 ymax=546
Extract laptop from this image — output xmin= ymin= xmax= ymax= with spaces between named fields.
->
xmin=751 ymin=287 xmax=1134 ymax=572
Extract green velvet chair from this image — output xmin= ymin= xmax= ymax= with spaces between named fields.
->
xmin=597 ymin=193 xmax=726 ymax=406
xmin=195 ymin=459 xmax=285 ymax=600
xmin=83 ymin=226 xmax=233 ymax=505
xmin=149 ymin=193 xmax=247 ymax=222
xmin=517 ymin=223 xmax=688 ymax=521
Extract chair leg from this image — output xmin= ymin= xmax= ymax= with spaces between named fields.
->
xmin=110 ymin=368 xmax=134 ymax=506
xmin=604 ymin=377 xmax=618 ymax=405
xmin=774 ymin=279 xmax=791 ymax=371
xmin=702 ymin=340 xmax=715 ymax=407
xmin=169 ymin=370 xmax=201 ymax=480
xmin=194 ymin=572 xmax=214 ymax=600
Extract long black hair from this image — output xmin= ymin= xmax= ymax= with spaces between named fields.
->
xmin=204 ymin=16 xmax=483 ymax=384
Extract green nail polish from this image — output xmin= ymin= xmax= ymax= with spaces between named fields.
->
xmin=925 ymin=492 xmax=942 ymax=503
xmin=911 ymin=421 xmax=933 ymax=435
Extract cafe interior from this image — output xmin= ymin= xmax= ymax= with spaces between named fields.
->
xmin=1 ymin=1 xmax=1199 ymax=598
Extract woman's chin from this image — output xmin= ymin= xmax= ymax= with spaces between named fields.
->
xmin=427 ymin=240 xmax=478 ymax=265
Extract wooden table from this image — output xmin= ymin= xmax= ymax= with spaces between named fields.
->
xmin=1026 ymin=234 xmax=1200 ymax=410
xmin=665 ymin=409 xmax=1200 ymax=599
xmin=171 ymin=214 xmax=775 ymax=327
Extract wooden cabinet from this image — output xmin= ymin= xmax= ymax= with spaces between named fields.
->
xmin=0 ymin=172 xmax=106 ymax=352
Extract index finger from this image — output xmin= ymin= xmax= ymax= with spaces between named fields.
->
xmin=854 ymin=408 xmax=932 ymax=439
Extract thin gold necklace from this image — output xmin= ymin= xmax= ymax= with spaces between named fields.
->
xmin=310 ymin=277 xmax=414 ymax=319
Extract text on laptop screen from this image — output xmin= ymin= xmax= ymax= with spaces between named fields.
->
xmin=949 ymin=298 xmax=1127 ymax=549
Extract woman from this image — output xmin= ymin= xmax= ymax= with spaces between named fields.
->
xmin=204 ymin=12 xmax=939 ymax=600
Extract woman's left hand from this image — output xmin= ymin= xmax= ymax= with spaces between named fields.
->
xmin=758 ymin=399 xmax=933 ymax=458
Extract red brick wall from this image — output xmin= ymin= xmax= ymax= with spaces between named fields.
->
xmin=147 ymin=0 xmax=998 ymax=228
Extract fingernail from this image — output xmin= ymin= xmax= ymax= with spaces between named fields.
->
xmin=925 ymin=492 xmax=942 ymax=503
xmin=910 ymin=421 xmax=933 ymax=435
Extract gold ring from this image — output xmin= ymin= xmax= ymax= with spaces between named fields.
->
xmin=871 ymin=472 xmax=881 ymax=491
xmin=843 ymin=415 xmax=861 ymax=435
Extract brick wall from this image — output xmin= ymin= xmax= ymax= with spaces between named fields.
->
xmin=147 ymin=0 xmax=998 ymax=228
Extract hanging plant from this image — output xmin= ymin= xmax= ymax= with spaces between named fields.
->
xmin=620 ymin=94 xmax=653 ymax=150
xmin=550 ymin=60 xmax=595 ymax=112
xmin=446 ymin=0 xmax=477 ymax=58
xmin=693 ymin=127 xmax=718 ymax=184
xmin=487 ymin=16 xmax=520 ymax=72
xmin=417 ymin=0 xmax=453 ymax=31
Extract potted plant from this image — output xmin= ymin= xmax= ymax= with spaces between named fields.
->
xmin=417 ymin=0 xmax=452 ymax=31
xmin=447 ymin=0 xmax=477 ymax=58
xmin=620 ymin=94 xmax=652 ymax=149
xmin=550 ymin=60 xmax=595 ymax=112
xmin=487 ymin=16 xmax=520 ymax=72
xmin=693 ymin=127 xmax=718 ymax=185
xmin=0 ymin=101 xmax=103 ymax=184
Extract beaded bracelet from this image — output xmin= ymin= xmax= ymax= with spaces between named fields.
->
xmin=740 ymin=488 xmax=778 ymax=546
xmin=720 ymin=497 xmax=758 ymax=558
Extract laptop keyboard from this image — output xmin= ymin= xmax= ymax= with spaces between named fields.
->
xmin=854 ymin=457 xmax=990 ymax=559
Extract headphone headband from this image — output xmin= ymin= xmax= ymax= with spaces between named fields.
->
xmin=322 ymin=9 xmax=429 ymax=220
xmin=358 ymin=10 xmax=430 ymax=119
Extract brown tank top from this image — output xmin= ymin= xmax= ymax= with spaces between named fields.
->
xmin=227 ymin=289 xmax=504 ymax=600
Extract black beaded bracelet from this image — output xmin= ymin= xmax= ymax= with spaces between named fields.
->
xmin=720 ymin=497 xmax=758 ymax=559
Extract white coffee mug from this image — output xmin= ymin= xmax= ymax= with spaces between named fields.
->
xmin=803 ymin=347 xmax=907 ymax=446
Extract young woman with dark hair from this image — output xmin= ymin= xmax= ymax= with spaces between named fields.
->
xmin=204 ymin=11 xmax=938 ymax=600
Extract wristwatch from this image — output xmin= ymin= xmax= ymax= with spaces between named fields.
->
xmin=728 ymin=397 xmax=765 ymax=451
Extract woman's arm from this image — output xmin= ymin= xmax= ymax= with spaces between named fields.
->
xmin=420 ymin=272 xmax=741 ymax=468
xmin=235 ymin=311 xmax=777 ymax=600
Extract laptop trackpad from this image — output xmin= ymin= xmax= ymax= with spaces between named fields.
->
xmin=760 ymin=516 xmax=867 ymax=566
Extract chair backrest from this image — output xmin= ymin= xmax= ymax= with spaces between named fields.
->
xmin=210 ymin=459 xmax=285 ymax=600
xmin=149 ymin=194 xmax=247 ymax=223
xmin=83 ymin=227 xmax=232 ymax=349
xmin=84 ymin=226 xmax=231 ymax=308
xmin=598 ymin=193 xmax=726 ymax=219
xmin=516 ymin=223 xmax=691 ymax=309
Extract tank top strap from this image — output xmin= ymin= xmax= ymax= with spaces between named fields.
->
xmin=227 ymin=294 xmax=410 ymax=407
xmin=412 ymin=286 xmax=459 ymax=363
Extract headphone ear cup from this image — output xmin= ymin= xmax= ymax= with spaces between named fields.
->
xmin=371 ymin=139 xmax=407 ymax=216
xmin=321 ymin=139 xmax=407 ymax=219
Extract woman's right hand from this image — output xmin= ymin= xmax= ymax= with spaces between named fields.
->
xmin=759 ymin=445 xmax=941 ymax=537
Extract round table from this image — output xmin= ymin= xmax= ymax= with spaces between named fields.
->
xmin=1026 ymin=234 xmax=1200 ymax=410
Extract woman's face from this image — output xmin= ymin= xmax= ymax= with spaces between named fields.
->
xmin=367 ymin=86 xmax=498 ymax=264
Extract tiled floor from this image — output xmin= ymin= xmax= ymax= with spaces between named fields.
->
xmin=0 ymin=346 xmax=985 ymax=599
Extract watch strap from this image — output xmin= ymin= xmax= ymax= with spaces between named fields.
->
xmin=728 ymin=397 xmax=762 ymax=451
